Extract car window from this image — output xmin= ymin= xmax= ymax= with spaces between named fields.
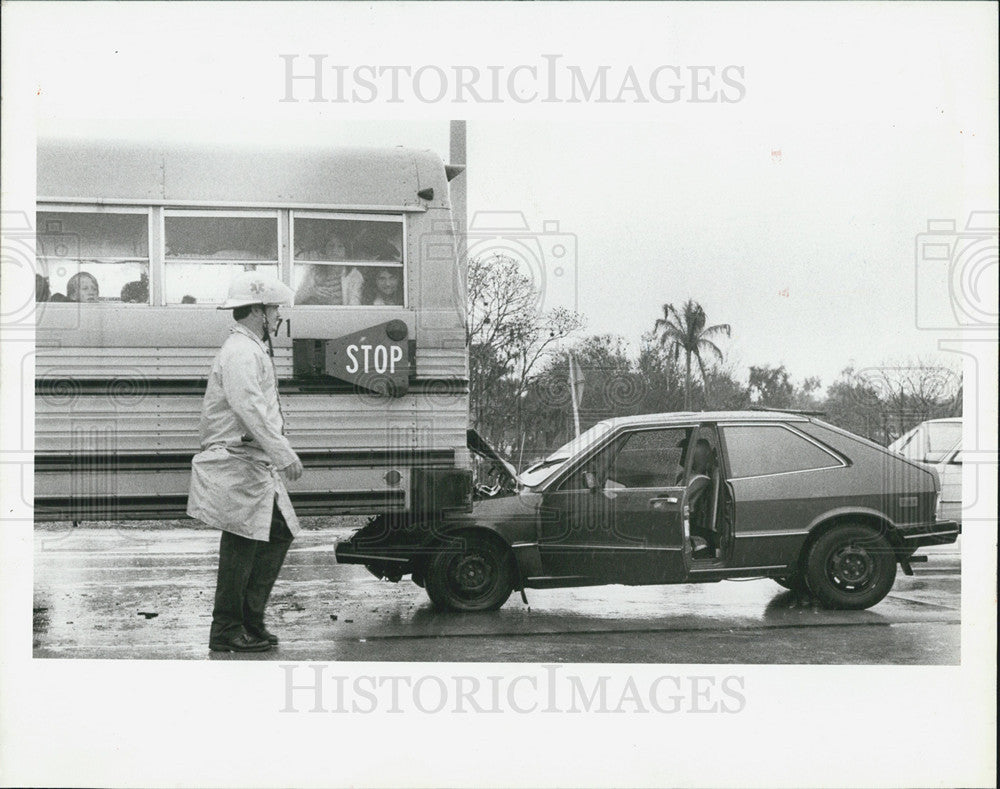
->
xmin=523 ymin=422 xmax=616 ymax=489
xmin=557 ymin=427 xmax=692 ymax=491
xmin=924 ymin=421 xmax=962 ymax=462
xmin=722 ymin=425 xmax=842 ymax=479
xmin=608 ymin=428 xmax=690 ymax=488
xmin=544 ymin=422 xmax=615 ymax=464
xmin=891 ymin=428 xmax=921 ymax=459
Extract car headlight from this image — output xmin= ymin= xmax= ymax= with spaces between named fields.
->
xmin=934 ymin=490 xmax=943 ymax=521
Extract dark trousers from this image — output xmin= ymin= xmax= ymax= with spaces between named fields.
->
xmin=210 ymin=500 xmax=293 ymax=643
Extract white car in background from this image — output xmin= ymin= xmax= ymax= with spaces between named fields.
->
xmin=889 ymin=417 xmax=962 ymax=524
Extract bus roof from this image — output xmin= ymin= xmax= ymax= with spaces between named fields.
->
xmin=37 ymin=139 xmax=455 ymax=210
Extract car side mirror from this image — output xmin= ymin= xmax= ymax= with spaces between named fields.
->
xmin=583 ymin=470 xmax=598 ymax=491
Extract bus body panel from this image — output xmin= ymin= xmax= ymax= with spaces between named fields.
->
xmin=36 ymin=390 xmax=468 ymax=451
xmin=38 ymin=142 xmax=453 ymax=211
xmin=35 ymin=142 xmax=471 ymax=523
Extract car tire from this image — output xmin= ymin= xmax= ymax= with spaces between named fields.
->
xmin=774 ymin=574 xmax=809 ymax=592
xmin=425 ymin=532 xmax=514 ymax=612
xmin=805 ymin=524 xmax=897 ymax=610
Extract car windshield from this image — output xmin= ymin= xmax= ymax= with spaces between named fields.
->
xmin=889 ymin=419 xmax=961 ymax=462
xmin=519 ymin=421 xmax=614 ymax=488
xmin=925 ymin=421 xmax=961 ymax=454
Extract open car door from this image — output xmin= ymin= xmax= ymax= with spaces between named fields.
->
xmin=536 ymin=425 xmax=694 ymax=585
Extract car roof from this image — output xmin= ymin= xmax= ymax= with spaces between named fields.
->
xmin=598 ymin=410 xmax=811 ymax=430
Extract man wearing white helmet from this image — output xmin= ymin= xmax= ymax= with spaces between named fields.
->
xmin=188 ymin=271 xmax=304 ymax=653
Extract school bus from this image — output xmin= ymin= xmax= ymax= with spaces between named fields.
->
xmin=34 ymin=139 xmax=472 ymax=523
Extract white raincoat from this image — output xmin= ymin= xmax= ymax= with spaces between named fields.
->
xmin=187 ymin=324 xmax=301 ymax=540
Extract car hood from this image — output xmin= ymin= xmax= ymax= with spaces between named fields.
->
xmin=467 ymin=428 xmax=520 ymax=487
xmin=447 ymin=488 xmax=542 ymax=524
xmin=517 ymin=458 xmax=569 ymax=487
xmin=467 ymin=429 xmax=573 ymax=490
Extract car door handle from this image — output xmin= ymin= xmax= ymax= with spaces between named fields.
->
xmin=649 ymin=496 xmax=679 ymax=510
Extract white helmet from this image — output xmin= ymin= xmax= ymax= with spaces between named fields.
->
xmin=218 ymin=271 xmax=295 ymax=310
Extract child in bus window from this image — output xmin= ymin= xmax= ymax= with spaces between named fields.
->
xmin=296 ymin=264 xmax=342 ymax=305
xmin=296 ymin=264 xmax=364 ymax=306
xmin=35 ymin=274 xmax=51 ymax=302
xmin=67 ymin=271 xmax=100 ymax=303
xmin=355 ymin=225 xmax=402 ymax=261
xmin=296 ymin=233 xmax=363 ymax=306
xmin=120 ymin=272 xmax=149 ymax=303
xmin=365 ymin=267 xmax=403 ymax=306
xmin=300 ymin=233 xmax=348 ymax=262
xmin=343 ymin=267 xmax=363 ymax=305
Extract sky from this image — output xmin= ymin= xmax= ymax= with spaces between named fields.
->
xmin=465 ymin=118 xmax=990 ymax=389
xmin=7 ymin=3 xmax=996 ymax=393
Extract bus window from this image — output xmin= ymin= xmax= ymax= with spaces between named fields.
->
xmin=164 ymin=211 xmax=279 ymax=305
xmin=294 ymin=216 xmax=402 ymax=262
xmin=36 ymin=211 xmax=149 ymax=304
xmin=292 ymin=214 xmax=404 ymax=307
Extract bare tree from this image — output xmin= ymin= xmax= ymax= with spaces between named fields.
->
xmin=824 ymin=359 xmax=961 ymax=443
xmin=853 ymin=359 xmax=962 ymax=442
xmin=467 ymin=253 xmax=584 ymax=452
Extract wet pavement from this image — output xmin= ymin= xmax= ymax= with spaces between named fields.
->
xmin=33 ymin=524 xmax=961 ymax=663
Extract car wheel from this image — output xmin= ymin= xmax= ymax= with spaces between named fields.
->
xmin=425 ymin=533 xmax=514 ymax=612
xmin=774 ymin=574 xmax=809 ymax=592
xmin=805 ymin=524 xmax=897 ymax=610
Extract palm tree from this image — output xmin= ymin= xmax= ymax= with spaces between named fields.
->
xmin=654 ymin=300 xmax=731 ymax=409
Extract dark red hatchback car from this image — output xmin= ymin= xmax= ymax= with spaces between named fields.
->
xmin=336 ymin=412 xmax=959 ymax=611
